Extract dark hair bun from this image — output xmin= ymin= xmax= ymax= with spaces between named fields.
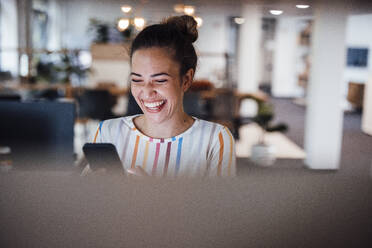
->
xmin=163 ymin=15 xmax=198 ymax=43
xmin=131 ymin=15 xmax=198 ymax=76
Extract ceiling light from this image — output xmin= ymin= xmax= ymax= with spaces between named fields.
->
xmin=174 ymin=4 xmax=184 ymax=13
xmin=184 ymin=5 xmax=195 ymax=15
xmin=296 ymin=5 xmax=310 ymax=9
xmin=194 ymin=16 xmax=203 ymax=28
xmin=134 ymin=17 xmax=146 ymax=30
xmin=117 ymin=18 xmax=130 ymax=31
xmin=269 ymin=10 xmax=283 ymax=15
xmin=121 ymin=5 xmax=132 ymax=13
xmin=234 ymin=17 xmax=245 ymax=25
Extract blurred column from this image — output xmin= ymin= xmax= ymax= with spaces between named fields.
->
xmin=237 ymin=4 xmax=262 ymax=116
xmin=304 ymin=3 xmax=348 ymax=169
xmin=17 ymin=0 xmax=32 ymax=79
xmin=362 ymin=73 xmax=372 ymax=135
xmin=47 ymin=0 xmax=63 ymax=51
xmin=272 ymin=17 xmax=303 ymax=98
xmin=0 ymin=0 xmax=19 ymax=76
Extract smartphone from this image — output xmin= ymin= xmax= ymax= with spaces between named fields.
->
xmin=82 ymin=143 xmax=124 ymax=173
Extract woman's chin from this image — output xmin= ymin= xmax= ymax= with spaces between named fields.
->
xmin=143 ymin=105 xmax=169 ymax=124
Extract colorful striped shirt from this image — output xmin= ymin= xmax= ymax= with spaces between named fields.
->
xmin=93 ymin=115 xmax=236 ymax=177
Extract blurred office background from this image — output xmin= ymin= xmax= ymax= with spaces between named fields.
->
xmin=0 ymin=0 xmax=372 ymax=175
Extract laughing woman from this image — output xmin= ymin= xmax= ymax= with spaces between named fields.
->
xmin=87 ymin=15 xmax=236 ymax=177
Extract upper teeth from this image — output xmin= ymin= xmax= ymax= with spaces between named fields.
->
xmin=143 ymin=100 xmax=165 ymax=108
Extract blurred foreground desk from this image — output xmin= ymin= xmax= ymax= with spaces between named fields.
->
xmin=1 ymin=170 xmax=371 ymax=248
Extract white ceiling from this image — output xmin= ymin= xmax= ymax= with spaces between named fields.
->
xmin=72 ymin=0 xmax=372 ymax=16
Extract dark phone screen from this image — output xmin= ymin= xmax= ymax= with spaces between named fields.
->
xmin=83 ymin=143 xmax=124 ymax=173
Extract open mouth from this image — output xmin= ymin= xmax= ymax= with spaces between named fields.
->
xmin=142 ymin=100 xmax=166 ymax=113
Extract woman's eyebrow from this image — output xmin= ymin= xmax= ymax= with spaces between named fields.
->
xmin=130 ymin=72 xmax=142 ymax=77
xmin=151 ymin=72 xmax=170 ymax=77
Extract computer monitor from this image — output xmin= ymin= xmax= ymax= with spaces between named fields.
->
xmin=0 ymin=100 xmax=75 ymax=169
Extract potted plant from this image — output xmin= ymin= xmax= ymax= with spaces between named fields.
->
xmin=57 ymin=50 xmax=90 ymax=85
xmin=35 ymin=59 xmax=60 ymax=84
xmin=250 ymin=101 xmax=288 ymax=166
xmin=88 ymin=18 xmax=110 ymax=43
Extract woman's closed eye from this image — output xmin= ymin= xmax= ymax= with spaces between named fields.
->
xmin=155 ymin=79 xmax=167 ymax=83
xmin=131 ymin=78 xmax=143 ymax=83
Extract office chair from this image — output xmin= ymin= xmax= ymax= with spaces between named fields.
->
xmin=74 ymin=88 xmax=117 ymax=121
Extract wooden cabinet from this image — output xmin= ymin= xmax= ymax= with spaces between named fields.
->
xmin=90 ymin=43 xmax=130 ymax=61
xmin=88 ymin=43 xmax=131 ymax=88
xmin=347 ymin=82 xmax=364 ymax=109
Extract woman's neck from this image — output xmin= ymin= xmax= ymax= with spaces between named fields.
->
xmin=134 ymin=113 xmax=194 ymax=139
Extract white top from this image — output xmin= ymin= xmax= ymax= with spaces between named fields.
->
xmin=93 ymin=115 xmax=236 ymax=177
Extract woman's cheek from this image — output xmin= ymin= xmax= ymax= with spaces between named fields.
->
xmin=131 ymin=85 xmax=140 ymax=96
xmin=130 ymin=89 xmax=141 ymax=104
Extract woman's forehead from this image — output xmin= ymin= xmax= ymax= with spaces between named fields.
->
xmin=132 ymin=48 xmax=179 ymax=71
xmin=132 ymin=47 xmax=172 ymax=62
xmin=132 ymin=47 xmax=175 ymax=63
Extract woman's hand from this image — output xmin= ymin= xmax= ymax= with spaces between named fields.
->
xmin=127 ymin=166 xmax=149 ymax=177
xmin=82 ymin=164 xmax=148 ymax=177
xmin=81 ymin=165 xmax=108 ymax=176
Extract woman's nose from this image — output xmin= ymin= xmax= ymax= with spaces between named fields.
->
xmin=142 ymin=82 xmax=157 ymax=98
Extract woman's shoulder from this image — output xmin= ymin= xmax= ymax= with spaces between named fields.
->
xmin=195 ymin=118 xmax=231 ymax=134
xmin=100 ymin=115 xmax=138 ymax=134
xmin=100 ymin=117 xmax=123 ymax=130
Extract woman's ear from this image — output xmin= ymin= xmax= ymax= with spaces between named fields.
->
xmin=182 ymin=69 xmax=194 ymax=92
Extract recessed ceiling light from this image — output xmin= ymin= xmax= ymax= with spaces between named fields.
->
xmin=183 ymin=5 xmax=195 ymax=15
xmin=134 ymin=17 xmax=146 ymax=30
xmin=117 ymin=18 xmax=129 ymax=31
xmin=296 ymin=5 xmax=310 ymax=9
xmin=269 ymin=10 xmax=283 ymax=15
xmin=121 ymin=5 xmax=132 ymax=13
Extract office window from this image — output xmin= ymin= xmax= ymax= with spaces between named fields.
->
xmin=32 ymin=9 xmax=48 ymax=50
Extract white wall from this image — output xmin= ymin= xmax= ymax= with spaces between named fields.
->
xmin=195 ymin=5 xmax=239 ymax=84
xmin=0 ymin=0 xmax=18 ymax=76
xmin=270 ymin=13 xmax=372 ymax=100
xmin=343 ymin=14 xmax=372 ymax=94
xmin=58 ymin=0 xmax=240 ymax=85
xmin=62 ymin=0 xmax=124 ymax=49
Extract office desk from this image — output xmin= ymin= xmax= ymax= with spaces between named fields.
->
xmin=1 ymin=168 xmax=371 ymax=248
xmin=0 ymin=82 xmax=129 ymax=99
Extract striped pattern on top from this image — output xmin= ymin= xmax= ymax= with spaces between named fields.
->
xmin=94 ymin=115 xmax=236 ymax=177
